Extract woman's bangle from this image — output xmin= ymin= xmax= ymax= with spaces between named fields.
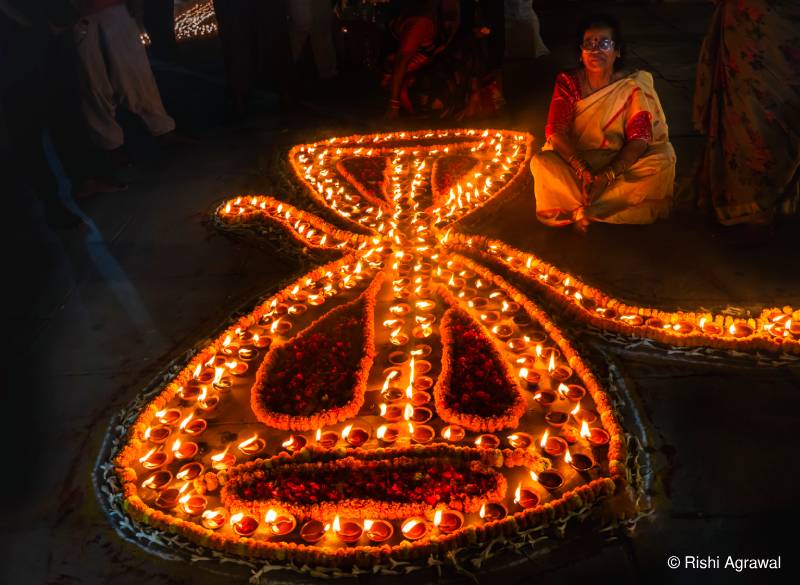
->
xmin=567 ymin=154 xmax=589 ymax=176
xmin=389 ymin=98 xmax=401 ymax=109
xmin=604 ymin=168 xmax=616 ymax=183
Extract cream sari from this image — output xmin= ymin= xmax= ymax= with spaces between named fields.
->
xmin=531 ymin=70 xmax=676 ymax=225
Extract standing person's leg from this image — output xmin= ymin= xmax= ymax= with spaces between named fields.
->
xmin=73 ymin=14 xmax=125 ymax=150
xmin=308 ymin=0 xmax=337 ymax=80
xmin=95 ymin=4 xmax=175 ymax=139
xmin=257 ymin=0 xmax=294 ymax=108
xmin=214 ymin=0 xmax=255 ymax=115
xmin=287 ymin=0 xmax=312 ymax=67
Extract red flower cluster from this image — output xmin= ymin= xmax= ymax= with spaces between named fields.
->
xmin=258 ymin=314 xmax=362 ymax=416
xmin=442 ymin=312 xmax=517 ymax=418
xmin=432 ymin=155 xmax=479 ymax=203
xmin=336 ymin=157 xmax=390 ymax=206
xmin=232 ymin=457 xmax=500 ymax=510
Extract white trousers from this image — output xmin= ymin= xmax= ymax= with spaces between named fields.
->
xmin=287 ymin=0 xmax=337 ymax=80
xmin=73 ymin=4 xmax=175 ymax=150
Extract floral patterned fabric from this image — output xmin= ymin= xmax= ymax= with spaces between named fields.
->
xmin=693 ymin=0 xmax=800 ymax=225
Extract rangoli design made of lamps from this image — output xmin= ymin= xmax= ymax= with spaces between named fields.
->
xmin=98 ymin=128 xmax=799 ymax=578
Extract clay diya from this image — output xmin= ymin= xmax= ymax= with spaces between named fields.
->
xmin=154 ymin=487 xmax=182 ymax=509
xmin=588 ymin=427 xmax=610 ymax=447
xmin=145 ymin=425 xmax=171 ymax=444
xmin=433 ymin=509 xmax=464 ymax=534
xmin=140 ymin=470 xmax=172 ymax=490
xmin=300 ymin=520 xmax=326 ymax=544
xmin=156 ymin=409 xmax=181 ymax=426
xmin=544 ymin=411 xmax=569 ymax=428
xmin=380 ymin=403 xmax=405 ymax=422
xmin=533 ymin=389 xmax=557 ymax=409
xmin=333 ymin=515 xmax=362 ymax=544
xmin=230 ymin=513 xmax=259 ymax=537
xmin=315 ymin=429 xmax=339 ymax=449
xmin=282 ymin=434 xmax=307 ymax=453
xmin=175 ymin=462 xmax=204 ymax=481
xmin=265 ymin=509 xmax=296 ymax=537
xmin=210 ymin=447 xmax=236 ymax=471
xmin=514 ymin=484 xmax=540 ymax=509
xmin=442 ymin=425 xmax=465 ymax=442
xmin=506 ymin=433 xmax=533 ymax=449
xmin=139 ymin=447 xmax=167 ymax=470
xmin=180 ymin=493 xmax=207 ymax=516
xmin=535 ymin=470 xmax=564 ymax=490
xmin=475 ymin=434 xmax=501 ymax=449
xmin=342 ymin=424 xmax=370 ymax=447
xmin=171 ymin=439 xmax=199 ymax=461
xmin=237 ymin=434 xmax=266 ymax=456
xmin=400 ymin=517 xmax=430 ymax=540
xmin=201 ymin=508 xmax=227 ymax=530
xmin=364 ymin=519 xmax=394 ymax=543
xmin=569 ymin=451 xmax=595 ymax=472
xmin=540 ymin=431 xmax=567 ymax=457
xmin=376 ymin=424 xmax=400 ymax=444
xmin=409 ymin=423 xmax=434 ymax=444
xmin=479 ymin=502 xmax=507 ymax=522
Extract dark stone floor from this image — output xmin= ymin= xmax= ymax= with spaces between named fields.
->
xmin=3 ymin=2 xmax=798 ymax=584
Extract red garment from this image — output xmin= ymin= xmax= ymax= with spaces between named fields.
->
xmin=393 ymin=16 xmax=436 ymax=56
xmin=76 ymin=0 xmax=126 ymax=17
xmin=545 ymin=72 xmax=653 ymax=142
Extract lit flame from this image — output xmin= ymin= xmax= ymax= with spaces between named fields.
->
xmin=404 ymin=403 xmax=414 ymax=420
xmin=729 ymin=323 xmax=737 ymax=335
xmin=580 ymin=421 xmax=591 ymax=439
xmin=514 ymin=483 xmax=522 ymax=504
xmin=193 ymin=364 xmax=201 ymax=379
xmin=211 ymin=446 xmax=230 ymax=463
xmin=238 ymin=433 xmax=258 ymax=450
xmin=341 ymin=425 xmax=352 ymax=440
xmin=171 ymin=438 xmax=182 ymax=453
xmin=570 ymin=402 xmax=580 ymax=416
xmin=379 ymin=404 xmax=388 ymax=417
xmin=230 ymin=512 xmax=244 ymax=526
xmin=363 ymin=519 xmax=374 ymax=531
xmin=535 ymin=344 xmax=543 ymax=358
xmin=333 ymin=514 xmax=341 ymax=533
xmin=530 ymin=470 xmax=538 ymax=482
xmin=265 ymin=509 xmax=277 ymax=524
xmin=376 ymin=425 xmax=387 ymax=440
xmin=540 ymin=429 xmax=549 ymax=448
xmin=138 ymin=447 xmax=157 ymax=464
xmin=433 ymin=509 xmax=442 ymax=527
xmin=564 ymin=448 xmax=573 ymax=464
xmin=179 ymin=413 xmax=193 ymax=430
xmin=443 ymin=427 xmax=451 ymax=440
xmin=557 ymin=383 xmax=569 ymax=397
xmin=282 ymin=437 xmax=296 ymax=449
xmin=479 ymin=504 xmax=486 ymax=519
xmin=401 ymin=518 xmax=421 ymax=534
xmin=699 ymin=317 xmax=707 ymax=329
xmin=547 ymin=353 xmax=556 ymax=373
xmin=315 ymin=429 xmax=321 ymax=441
xmin=213 ymin=367 xmax=224 ymax=385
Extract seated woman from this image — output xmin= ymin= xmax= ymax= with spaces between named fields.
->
xmin=531 ymin=14 xmax=676 ymax=229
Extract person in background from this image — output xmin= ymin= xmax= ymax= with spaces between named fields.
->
xmin=213 ymin=0 xmax=293 ymax=119
xmin=693 ymin=0 xmax=799 ymax=227
xmin=287 ymin=0 xmax=338 ymax=82
xmin=72 ymin=0 xmax=176 ymax=158
xmin=530 ymin=13 xmax=676 ymax=231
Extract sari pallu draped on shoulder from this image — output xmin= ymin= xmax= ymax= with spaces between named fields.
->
xmin=693 ymin=0 xmax=800 ymax=225
xmin=532 ymin=70 xmax=676 ymax=225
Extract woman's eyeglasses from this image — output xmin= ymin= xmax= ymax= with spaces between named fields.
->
xmin=581 ymin=38 xmax=616 ymax=52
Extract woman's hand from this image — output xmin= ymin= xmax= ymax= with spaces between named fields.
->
xmin=586 ymin=171 xmax=610 ymax=202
